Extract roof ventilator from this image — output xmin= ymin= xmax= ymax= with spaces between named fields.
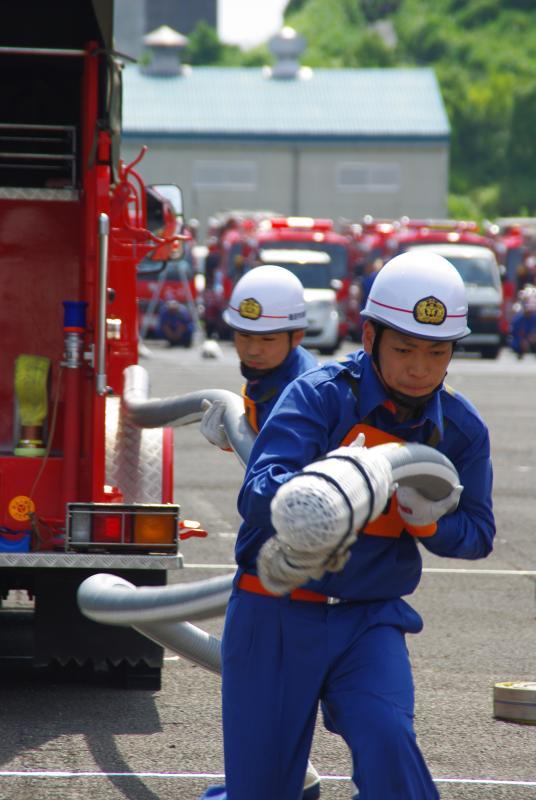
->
xmin=264 ymin=27 xmax=312 ymax=81
xmin=141 ymin=25 xmax=190 ymax=77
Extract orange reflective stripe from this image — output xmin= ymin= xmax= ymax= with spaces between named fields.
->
xmin=238 ymin=573 xmax=329 ymax=602
xmin=341 ymin=423 xmax=404 ymax=448
xmin=403 ymin=521 xmax=438 ymax=538
xmin=341 ymin=423 xmax=406 ymax=538
xmin=241 ymin=384 xmax=259 ymax=433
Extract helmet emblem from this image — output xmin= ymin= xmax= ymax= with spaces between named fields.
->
xmin=413 ymin=296 xmax=446 ymax=326
xmin=239 ymin=297 xmax=262 ymax=320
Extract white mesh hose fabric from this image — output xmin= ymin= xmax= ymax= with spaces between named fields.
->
xmin=271 ymin=446 xmax=394 ymax=554
xmin=258 ymin=446 xmax=394 ymax=595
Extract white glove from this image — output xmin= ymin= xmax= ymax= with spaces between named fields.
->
xmin=200 ymin=399 xmax=230 ymax=450
xmin=349 ymin=431 xmax=366 ymax=448
xmin=257 ymin=537 xmax=326 ymax=595
xmin=396 ymin=484 xmax=463 ymax=527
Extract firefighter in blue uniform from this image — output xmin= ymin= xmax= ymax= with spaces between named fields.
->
xmin=210 ymin=251 xmax=495 ymax=800
xmin=200 ymin=263 xmax=317 ymax=441
xmin=199 ymin=263 xmax=320 ymax=800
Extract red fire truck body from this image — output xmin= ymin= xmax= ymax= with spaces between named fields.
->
xmin=209 ymin=214 xmax=360 ymax=349
xmin=0 ymin=1 xmax=187 ymax=685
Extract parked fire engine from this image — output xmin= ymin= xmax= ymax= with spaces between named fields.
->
xmin=483 ymin=218 xmax=536 ymax=334
xmin=392 ymin=219 xmax=504 ymax=359
xmin=336 ymin=216 xmax=403 ymax=341
xmin=0 ymin=1 xmax=193 ymax=686
xmin=483 ymin=218 xmax=536 ymax=287
xmin=206 ymin=214 xmax=361 ymax=352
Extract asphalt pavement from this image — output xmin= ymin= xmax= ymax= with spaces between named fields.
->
xmin=0 ymin=339 xmax=535 ymax=800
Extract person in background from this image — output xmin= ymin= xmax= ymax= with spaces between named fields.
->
xmin=216 ymin=251 xmax=494 ymax=800
xmin=159 ymin=299 xmax=194 ymax=347
xmin=510 ymin=286 xmax=536 ymax=359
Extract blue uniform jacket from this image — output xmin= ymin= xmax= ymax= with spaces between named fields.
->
xmin=244 ymin=344 xmax=317 ymax=431
xmin=236 ymin=350 xmax=495 ymax=602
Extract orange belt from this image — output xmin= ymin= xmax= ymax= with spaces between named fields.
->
xmin=238 ymin=573 xmax=338 ymax=603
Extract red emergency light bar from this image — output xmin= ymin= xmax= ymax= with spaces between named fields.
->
xmin=268 ymin=217 xmax=333 ymax=232
xmin=399 ymin=217 xmax=479 ymax=233
xmin=360 ymin=216 xmax=397 ymax=234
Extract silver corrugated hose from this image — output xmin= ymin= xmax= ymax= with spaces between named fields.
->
xmin=122 ymin=364 xmax=255 ymax=467
xmin=78 ymin=368 xmax=460 ymax=672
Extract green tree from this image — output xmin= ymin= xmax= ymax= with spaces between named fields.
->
xmin=356 ymin=30 xmax=396 ymax=66
xmin=185 ymin=21 xmax=224 ymax=65
xmin=500 ymin=84 xmax=536 ymax=213
xmin=439 ymin=66 xmax=514 ymax=194
xmin=360 ymin=0 xmax=401 ymax=22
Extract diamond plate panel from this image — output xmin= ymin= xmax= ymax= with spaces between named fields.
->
xmin=0 ymin=552 xmax=182 ymax=569
xmin=105 ymin=397 xmax=164 ymax=503
xmin=0 ymin=187 xmax=79 ymax=201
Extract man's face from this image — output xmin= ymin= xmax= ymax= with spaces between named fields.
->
xmin=363 ymin=321 xmax=453 ymax=397
xmin=234 ymin=330 xmax=304 ymax=371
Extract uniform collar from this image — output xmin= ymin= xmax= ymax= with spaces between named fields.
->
xmin=349 ymin=351 xmax=445 ymax=438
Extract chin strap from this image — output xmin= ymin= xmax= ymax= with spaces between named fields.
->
xmin=239 ymin=362 xmax=273 ymax=380
xmin=387 ymin=386 xmax=438 ymax=413
xmin=370 ymin=323 xmax=446 ymax=415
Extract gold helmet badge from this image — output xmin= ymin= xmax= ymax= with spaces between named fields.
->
xmin=239 ymin=297 xmax=262 ymax=320
xmin=413 ymin=296 xmax=446 ymax=326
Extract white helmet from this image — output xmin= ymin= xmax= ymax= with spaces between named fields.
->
xmin=223 ymin=265 xmax=307 ymax=333
xmin=361 ymin=250 xmax=470 ymax=340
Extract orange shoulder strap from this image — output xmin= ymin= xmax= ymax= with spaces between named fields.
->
xmin=241 ymin=384 xmax=259 ymax=434
xmin=341 ymin=423 xmax=406 ymax=537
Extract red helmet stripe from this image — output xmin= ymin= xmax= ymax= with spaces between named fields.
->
xmin=369 ymin=297 xmax=466 ymax=319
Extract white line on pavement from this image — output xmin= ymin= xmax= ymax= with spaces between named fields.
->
xmin=0 ymin=771 xmax=534 ymax=787
xmin=182 ymin=564 xmax=536 ymax=576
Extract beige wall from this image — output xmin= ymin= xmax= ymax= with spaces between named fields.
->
xmin=121 ymin=138 xmax=449 ymax=238
xmin=297 ymin=145 xmax=448 ymax=221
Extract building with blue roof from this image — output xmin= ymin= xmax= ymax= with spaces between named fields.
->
xmin=120 ymin=27 xmax=450 ymax=234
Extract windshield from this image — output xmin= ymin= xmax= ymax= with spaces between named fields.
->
xmin=137 ymin=254 xmax=194 ymax=281
xmin=258 ymin=248 xmax=332 ymax=289
xmin=258 ymin=240 xmax=348 ymax=278
xmin=403 ymin=245 xmax=501 ymax=289
xmin=440 ymin=255 xmax=500 ymax=288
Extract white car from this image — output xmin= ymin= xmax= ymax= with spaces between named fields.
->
xmin=259 ymin=248 xmax=341 ymax=354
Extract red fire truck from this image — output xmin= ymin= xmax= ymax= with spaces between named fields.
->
xmin=0 ymin=1 xmax=190 ymax=686
xmin=206 ymin=214 xmax=361 ymax=351
xmin=392 ymin=219 xmax=504 ymax=358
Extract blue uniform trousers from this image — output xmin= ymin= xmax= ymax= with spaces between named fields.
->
xmin=222 ymin=589 xmax=439 ymax=800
